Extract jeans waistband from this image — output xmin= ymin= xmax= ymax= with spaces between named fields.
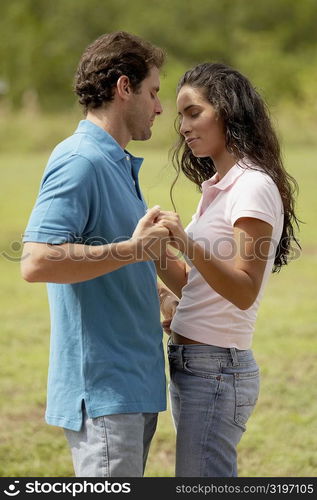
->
xmin=167 ymin=339 xmax=249 ymax=366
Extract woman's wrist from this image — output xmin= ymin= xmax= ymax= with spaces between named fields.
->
xmin=182 ymin=235 xmax=195 ymax=259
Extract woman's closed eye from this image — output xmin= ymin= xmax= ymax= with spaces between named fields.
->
xmin=178 ymin=111 xmax=200 ymax=125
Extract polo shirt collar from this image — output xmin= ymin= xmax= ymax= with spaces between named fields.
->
xmin=74 ymin=119 xmax=143 ymax=165
xmin=201 ymin=160 xmax=247 ymax=192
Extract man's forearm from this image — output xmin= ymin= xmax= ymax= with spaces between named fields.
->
xmin=21 ymin=240 xmax=138 ymax=284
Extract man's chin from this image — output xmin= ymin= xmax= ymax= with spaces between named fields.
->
xmin=132 ymin=129 xmax=152 ymax=141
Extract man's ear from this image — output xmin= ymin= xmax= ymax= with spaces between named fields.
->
xmin=116 ymin=75 xmax=132 ymax=100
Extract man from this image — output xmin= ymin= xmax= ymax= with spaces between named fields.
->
xmin=21 ymin=31 xmax=169 ymax=477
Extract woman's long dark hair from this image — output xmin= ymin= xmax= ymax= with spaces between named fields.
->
xmin=171 ymin=62 xmax=301 ymax=272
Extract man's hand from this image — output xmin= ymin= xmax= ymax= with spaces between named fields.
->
xmin=156 ymin=210 xmax=189 ymax=254
xmin=131 ymin=206 xmax=170 ymax=261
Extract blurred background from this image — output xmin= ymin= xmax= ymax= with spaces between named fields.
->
xmin=0 ymin=0 xmax=316 ymax=477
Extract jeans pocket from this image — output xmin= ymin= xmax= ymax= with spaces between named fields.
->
xmin=234 ymin=370 xmax=260 ymax=430
xmin=183 ymin=358 xmax=220 ymax=379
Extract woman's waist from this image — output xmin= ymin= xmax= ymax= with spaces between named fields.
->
xmin=168 ymin=334 xmax=256 ymax=366
xmin=171 ymin=331 xmax=207 ymax=345
xmin=170 ymin=331 xmax=249 ymax=353
xmin=170 ymin=316 xmax=254 ymax=350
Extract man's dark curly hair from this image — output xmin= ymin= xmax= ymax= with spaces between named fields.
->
xmin=171 ymin=62 xmax=301 ymax=272
xmin=74 ymin=31 xmax=165 ymax=112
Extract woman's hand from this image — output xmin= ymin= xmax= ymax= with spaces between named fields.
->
xmin=161 ymin=294 xmax=179 ymax=335
xmin=131 ymin=206 xmax=170 ymax=260
xmin=158 ymin=284 xmax=179 ymax=335
xmin=156 ymin=211 xmax=189 ymax=254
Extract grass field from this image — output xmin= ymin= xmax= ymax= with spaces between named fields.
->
xmin=0 ymin=128 xmax=316 ymax=476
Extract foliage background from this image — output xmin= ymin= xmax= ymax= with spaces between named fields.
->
xmin=0 ymin=0 xmax=316 ymax=477
xmin=2 ymin=0 xmax=317 ymax=112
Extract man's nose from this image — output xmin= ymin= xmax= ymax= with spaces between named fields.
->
xmin=155 ymin=97 xmax=163 ymax=115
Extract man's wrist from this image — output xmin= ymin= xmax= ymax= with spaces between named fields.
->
xmin=107 ymin=239 xmax=138 ymax=263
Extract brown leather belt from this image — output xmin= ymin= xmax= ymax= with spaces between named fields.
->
xmin=171 ymin=331 xmax=209 ymax=345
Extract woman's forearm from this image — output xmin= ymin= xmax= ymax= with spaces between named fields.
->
xmin=186 ymin=236 xmax=262 ymax=310
xmin=155 ymin=249 xmax=188 ymax=298
xmin=157 ymin=212 xmax=272 ymax=310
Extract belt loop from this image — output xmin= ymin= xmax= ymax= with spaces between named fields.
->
xmin=230 ymin=347 xmax=239 ymax=366
xmin=179 ymin=345 xmax=185 ymax=369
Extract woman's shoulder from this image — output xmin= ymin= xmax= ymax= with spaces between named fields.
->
xmin=230 ymin=161 xmax=283 ymax=209
xmin=239 ymin=161 xmax=274 ymax=181
xmin=236 ymin=163 xmax=279 ymax=192
xmin=228 ymin=162 xmax=284 ymax=225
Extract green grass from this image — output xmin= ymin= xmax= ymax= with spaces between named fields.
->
xmin=0 ymin=132 xmax=316 ymax=476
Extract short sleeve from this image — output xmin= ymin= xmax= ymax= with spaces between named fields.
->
xmin=23 ymin=154 xmax=100 ymax=244
xmin=229 ymin=171 xmax=282 ymax=228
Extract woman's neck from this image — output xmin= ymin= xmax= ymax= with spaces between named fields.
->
xmin=212 ymin=150 xmax=238 ymax=180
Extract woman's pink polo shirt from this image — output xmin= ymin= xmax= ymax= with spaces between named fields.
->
xmin=171 ymin=161 xmax=284 ymax=349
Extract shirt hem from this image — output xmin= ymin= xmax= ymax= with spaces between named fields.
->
xmin=23 ymin=230 xmax=75 ymax=244
xmin=231 ymin=209 xmax=275 ymax=227
xmin=46 ymin=401 xmax=167 ymax=431
xmin=171 ymin=318 xmax=252 ymax=350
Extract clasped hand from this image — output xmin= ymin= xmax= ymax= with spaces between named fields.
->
xmin=131 ymin=205 xmax=188 ymax=260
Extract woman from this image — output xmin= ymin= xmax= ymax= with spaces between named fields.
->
xmin=156 ymin=63 xmax=300 ymax=477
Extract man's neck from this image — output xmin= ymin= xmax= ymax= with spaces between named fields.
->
xmin=86 ymin=108 xmax=130 ymax=149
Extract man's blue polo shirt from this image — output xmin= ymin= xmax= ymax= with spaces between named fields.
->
xmin=23 ymin=120 xmax=166 ymax=431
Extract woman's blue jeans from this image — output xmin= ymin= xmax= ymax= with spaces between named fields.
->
xmin=168 ymin=341 xmax=260 ymax=477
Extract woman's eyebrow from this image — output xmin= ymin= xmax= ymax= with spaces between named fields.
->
xmin=177 ymin=104 xmax=198 ymax=115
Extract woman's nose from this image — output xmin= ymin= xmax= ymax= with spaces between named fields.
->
xmin=180 ymin=118 xmax=191 ymax=136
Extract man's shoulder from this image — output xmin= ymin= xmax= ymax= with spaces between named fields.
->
xmin=50 ymin=131 xmax=107 ymax=166
xmin=39 ymin=134 xmax=102 ymax=189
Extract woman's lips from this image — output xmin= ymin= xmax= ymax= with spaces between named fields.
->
xmin=186 ymin=137 xmax=199 ymax=145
